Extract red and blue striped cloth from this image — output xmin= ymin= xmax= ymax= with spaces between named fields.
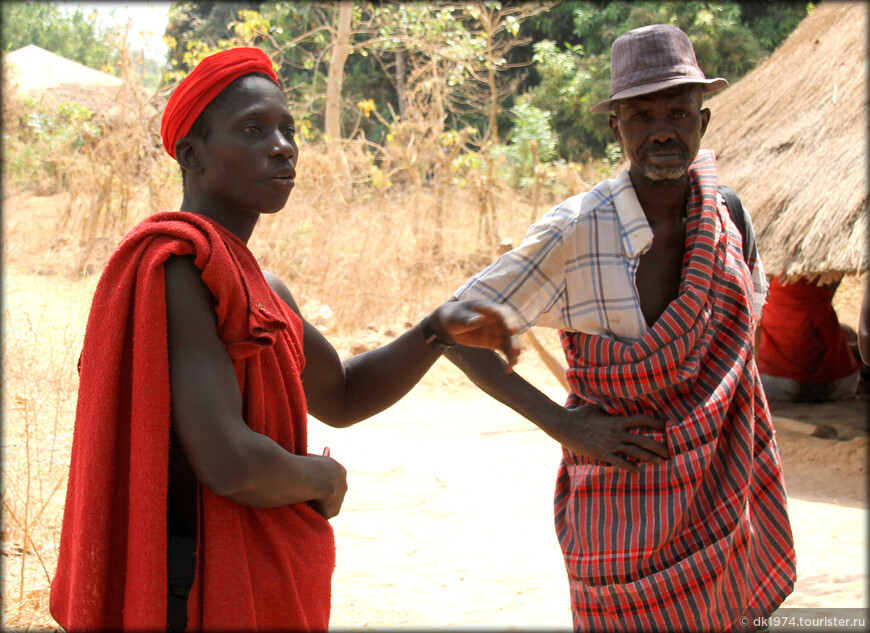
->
xmin=557 ymin=152 xmax=796 ymax=631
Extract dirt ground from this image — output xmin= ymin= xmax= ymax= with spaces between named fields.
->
xmin=306 ymin=350 xmax=868 ymax=630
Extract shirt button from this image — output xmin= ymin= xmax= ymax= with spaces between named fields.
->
xmin=612 ymin=316 xmax=620 ymax=323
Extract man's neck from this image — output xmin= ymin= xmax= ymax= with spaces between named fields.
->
xmin=628 ymin=167 xmax=690 ymax=225
xmin=178 ymin=191 xmax=258 ymax=244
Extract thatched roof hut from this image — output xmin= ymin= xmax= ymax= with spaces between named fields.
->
xmin=702 ymin=1 xmax=868 ymax=283
xmin=4 ymin=44 xmax=126 ymax=119
xmin=4 ymin=44 xmax=123 ymax=92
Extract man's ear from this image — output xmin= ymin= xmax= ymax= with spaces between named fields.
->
xmin=175 ymin=137 xmax=203 ymax=174
xmin=699 ymin=108 xmax=711 ymax=138
xmin=608 ymin=114 xmax=622 ymax=145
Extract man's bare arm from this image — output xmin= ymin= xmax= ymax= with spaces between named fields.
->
xmin=165 ymin=255 xmax=346 ymax=515
xmin=446 ymin=344 xmax=670 ymax=472
xmin=263 ymin=271 xmax=519 ymax=428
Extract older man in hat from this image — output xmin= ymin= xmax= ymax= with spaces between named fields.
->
xmin=447 ymin=24 xmax=795 ymax=631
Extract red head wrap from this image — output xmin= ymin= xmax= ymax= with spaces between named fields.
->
xmin=160 ymin=47 xmax=278 ymax=159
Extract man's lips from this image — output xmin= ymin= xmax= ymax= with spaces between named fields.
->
xmin=646 ymin=151 xmax=684 ymax=163
xmin=269 ymin=169 xmax=296 ymax=187
xmin=641 ymin=143 xmax=687 ymax=163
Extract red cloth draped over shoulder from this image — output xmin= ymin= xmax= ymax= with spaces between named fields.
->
xmin=757 ymin=276 xmax=860 ymax=382
xmin=50 ymin=212 xmax=334 ymax=632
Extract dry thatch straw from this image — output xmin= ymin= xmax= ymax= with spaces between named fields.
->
xmin=3 ymin=44 xmax=123 ymax=93
xmin=702 ymin=1 xmax=868 ymax=283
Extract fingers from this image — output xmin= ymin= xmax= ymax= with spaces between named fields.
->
xmin=471 ymin=301 xmax=521 ymax=333
xmin=617 ymin=415 xmax=669 ymax=459
xmin=616 ymin=442 xmax=669 ymax=463
xmin=620 ymin=414 xmax=667 ymax=432
xmin=602 ymin=455 xmax=641 ymax=473
xmin=501 ymin=334 xmax=520 ymax=370
xmin=445 ymin=300 xmax=520 ymax=334
xmin=435 ymin=301 xmax=521 ymax=367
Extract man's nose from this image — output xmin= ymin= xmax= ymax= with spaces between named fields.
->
xmin=647 ymin=117 xmax=677 ymax=144
xmin=270 ymin=130 xmax=295 ymax=158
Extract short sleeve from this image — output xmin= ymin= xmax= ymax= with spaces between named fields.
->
xmin=453 ymin=219 xmax=568 ymax=334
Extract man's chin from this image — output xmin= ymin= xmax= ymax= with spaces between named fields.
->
xmin=643 ymin=165 xmax=690 ymax=182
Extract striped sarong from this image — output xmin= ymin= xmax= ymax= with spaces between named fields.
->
xmin=556 ymin=153 xmax=796 ymax=632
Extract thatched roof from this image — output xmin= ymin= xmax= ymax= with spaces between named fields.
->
xmin=3 ymin=45 xmax=161 ymax=125
xmin=4 ymin=44 xmax=122 ymax=92
xmin=702 ymin=1 xmax=868 ymax=282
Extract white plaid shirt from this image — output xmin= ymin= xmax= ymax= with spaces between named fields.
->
xmin=454 ymin=159 xmax=767 ymax=341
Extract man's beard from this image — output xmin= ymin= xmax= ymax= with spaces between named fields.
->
xmin=643 ymin=163 xmax=690 ymax=181
xmin=638 ymin=140 xmax=691 ymax=181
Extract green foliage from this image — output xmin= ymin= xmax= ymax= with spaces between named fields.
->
xmin=518 ymin=39 xmax=611 ymax=160
xmin=737 ymin=0 xmax=811 ymax=51
xmin=514 ymin=0 xmax=807 ymax=160
xmin=159 ymin=0 xmax=808 ymax=165
xmin=498 ymin=101 xmax=559 ymax=189
xmin=603 ymin=141 xmax=623 ymax=169
xmin=164 ymin=1 xmax=264 ymax=73
xmin=1 ymin=1 xmax=119 ymax=72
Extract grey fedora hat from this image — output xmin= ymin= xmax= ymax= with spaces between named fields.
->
xmin=590 ymin=24 xmax=728 ymax=113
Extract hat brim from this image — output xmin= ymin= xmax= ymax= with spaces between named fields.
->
xmin=590 ymin=76 xmax=728 ymax=113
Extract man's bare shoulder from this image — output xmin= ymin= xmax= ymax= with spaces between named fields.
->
xmin=261 ymin=270 xmax=301 ymax=314
xmin=164 ymin=254 xmax=218 ymax=325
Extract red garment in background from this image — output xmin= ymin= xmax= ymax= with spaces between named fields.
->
xmin=50 ymin=212 xmax=334 ymax=632
xmin=758 ymin=276 xmax=859 ymax=382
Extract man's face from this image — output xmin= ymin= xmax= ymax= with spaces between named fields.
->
xmin=196 ymin=75 xmax=299 ymax=217
xmin=609 ymin=84 xmax=710 ymax=182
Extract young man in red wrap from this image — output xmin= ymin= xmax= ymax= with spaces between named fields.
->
xmin=49 ymin=47 xmax=519 ymax=632
xmin=448 ymin=25 xmax=796 ymax=632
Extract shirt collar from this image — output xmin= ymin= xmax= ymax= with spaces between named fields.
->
xmin=611 ymin=169 xmax=654 ymax=258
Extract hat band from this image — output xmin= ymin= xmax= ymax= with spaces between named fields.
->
xmin=610 ymin=64 xmax=705 ymax=98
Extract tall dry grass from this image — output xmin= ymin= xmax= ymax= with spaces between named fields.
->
xmin=1 ymin=272 xmax=96 ymax=631
xmin=252 ymin=137 xmax=609 ymax=333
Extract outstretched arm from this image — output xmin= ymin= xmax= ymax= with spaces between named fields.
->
xmin=446 ymin=344 xmax=670 ymax=472
xmin=165 ymin=255 xmax=346 ymax=516
xmin=263 ymin=272 xmax=519 ymax=428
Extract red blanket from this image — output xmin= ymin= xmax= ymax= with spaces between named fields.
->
xmin=51 ymin=212 xmax=334 ymax=631
xmin=557 ymin=151 xmax=795 ymax=632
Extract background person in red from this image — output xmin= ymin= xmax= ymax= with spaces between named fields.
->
xmin=756 ymin=275 xmax=862 ymax=402
xmin=50 ymin=47 xmax=519 ymax=632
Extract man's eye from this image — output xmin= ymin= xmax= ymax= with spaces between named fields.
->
xmin=282 ymin=127 xmax=295 ymax=140
xmin=242 ymin=125 xmax=259 ymax=135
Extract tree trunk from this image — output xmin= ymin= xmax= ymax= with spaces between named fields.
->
xmin=325 ymin=0 xmax=353 ymax=141
xmin=395 ymin=47 xmax=406 ymax=119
